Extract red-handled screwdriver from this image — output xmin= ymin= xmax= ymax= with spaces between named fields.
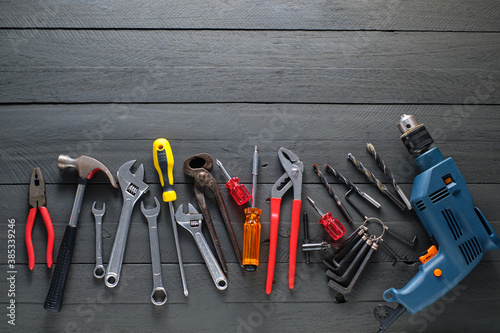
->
xmin=216 ymin=159 xmax=251 ymax=205
xmin=306 ymin=196 xmax=346 ymax=240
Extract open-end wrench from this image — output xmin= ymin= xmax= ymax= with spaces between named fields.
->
xmin=92 ymin=202 xmax=106 ymax=279
xmin=175 ymin=203 xmax=228 ymax=290
xmin=105 ymin=160 xmax=149 ymax=288
xmin=141 ymin=198 xmax=167 ymax=305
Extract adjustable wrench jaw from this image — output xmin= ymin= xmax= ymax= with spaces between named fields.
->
xmin=175 ymin=204 xmax=203 ymax=234
xmin=118 ymin=160 xmax=149 ymax=203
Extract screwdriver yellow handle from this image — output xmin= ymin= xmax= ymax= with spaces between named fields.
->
xmin=242 ymin=207 xmax=262 ymax=271
xmin=153 ymin=138 xmax=177 ymax=202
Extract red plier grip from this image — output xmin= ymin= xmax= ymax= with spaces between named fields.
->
xmin=266 ymin=197 xmax=282 ymax=295
xmin=25 ymin=207 xmax=54 ymax=270
xmin=288 ymin=199 xmax=302 ymax=289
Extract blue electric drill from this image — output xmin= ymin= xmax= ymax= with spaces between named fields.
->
xmin=374 ymin=114 xmax=500 ymax=331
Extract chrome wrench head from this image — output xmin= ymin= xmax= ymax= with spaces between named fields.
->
xmin=140 ymin=197 xmax=167 ymax=305
xmin=105 ymin=160 xmax=149 ymax=288
xmin=140 ymin=198 xmax=161 ymax=218
xmin=91 ymin=201 xmax=106 ymax=279
xmin=175 ymin=204 xmax=228 ymax=290
xmin=117 ymin=160 xmax=149 ymax=203
xmin=175 ymin=203 xmax=203 ymax=234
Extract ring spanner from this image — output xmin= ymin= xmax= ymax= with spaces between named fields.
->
xmin=105 ymin=160 xmax=149 ymax=288
xmin=92 ymin=202 xmax=106 ymax=279
xmin=141 ymin=198 xmax=168 ymax=305
xmin=176 ymin=203 xmax=228 ymax=290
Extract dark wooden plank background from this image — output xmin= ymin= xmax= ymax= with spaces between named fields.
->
xmin=1 ymin=1 xmax=499 ymax=332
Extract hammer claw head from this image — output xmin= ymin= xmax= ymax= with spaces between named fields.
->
xmin=58 ymin=154 xmax=117 ymax=187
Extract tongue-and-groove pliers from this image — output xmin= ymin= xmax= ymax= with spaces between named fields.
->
xmin=26 ymin=167 xmax=54 ymax=270
xmin=266 ymin=147 xmax=303 ymax=294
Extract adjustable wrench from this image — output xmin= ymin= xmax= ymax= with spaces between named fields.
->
xmin=92 ymin=202 xmax=106 ymax=279
xmin=175 ymin=204 xmax=227 ymax=290
xmin=141 ymin=198 xmax=167 ymax=305
xmin=105 ymin=160 xmax=149 ymax=288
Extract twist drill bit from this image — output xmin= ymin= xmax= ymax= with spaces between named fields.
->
xmin=325 ymin=164 xmax=381 ymax=208
xmin=312 ymin=164 xmax=353 ymax=223
xmin=366 ymin=143 xmax=412 ymax=210
xmin=346 ymin=153 xmax=406 ymax=211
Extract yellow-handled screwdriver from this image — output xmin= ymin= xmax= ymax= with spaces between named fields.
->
xmin=153 ymin=138 xmax=188 ymax=297
xmin=242 ymin=146 xmax=262 ymax=272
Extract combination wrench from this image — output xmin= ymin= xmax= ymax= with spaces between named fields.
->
xmin=141 ymin=198 xmax=168 ymax=305
xmin=92 ymin=202 xmax=106 ymax=278
xmin=175 ymin=204 xmax=227 ymax=290
xmin=105 ymin=160 xmax=149 ymax=288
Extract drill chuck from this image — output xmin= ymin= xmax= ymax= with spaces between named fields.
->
xmin=398 ymin=114 xmax=434 ymax=155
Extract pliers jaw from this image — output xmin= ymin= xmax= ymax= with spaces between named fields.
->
xmin=29 ymin=167 xmax=46 ymax=208
xmin=271 ymin=148 xmax=304 ymax=200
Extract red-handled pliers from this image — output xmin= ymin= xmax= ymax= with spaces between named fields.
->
xmin=266 ymin=147 xmax=303 ymax=294
xmin=26 ymin=168 xmax=54 ymax=270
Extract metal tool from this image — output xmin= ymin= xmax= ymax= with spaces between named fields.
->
xmin=325 ymin=164 xmax=381 ymax=208
xmin=184 ymin=153 xmax=243 ymax=272
xmin=216 ymin=159 xmax=251 ymax=205
xmin=266 ymin=147 xmax=304 ymax=294
xmin=347 ymin=153 xmax=406 ymax=211
xmin=323 ymin=225 xmax=368 ymax=270
xmin=105 ymin=160 xmax=149 ymax=288
xmin=175 ymin=203 xmax=228 ymax=290
xmin=306 ymin=196 xmax=346 ymax=241
xmin=312 ymin=163 xmax=353 ymax=223
xmin=152 ymin=138 xmax=188 ymax=297
xmin=242 ymin=146 xmax=262 ymax=271
xmin=26 ymin=167 xmax=54 ymax=270
xmin=374 ymin=114 xmax=500 ymax=331
xmin=303 ymin=213 xmax=310 ymax=264
xmin=141 ymin=198 xmax=168 ymax=305
xmin=345 ymin=195 xmax=417 ymax=263
xmin=302 ymin=241 xmax=331 ymax=252
xmin=366 ymin=143 xmax=412 ymax=210
xmin=326 ymin=218 xmax=385 ymax=295
xmin=44 ymin=155 xmax=117 ymax=312
xmin=92 ymin=202 xmax=106 ymax=279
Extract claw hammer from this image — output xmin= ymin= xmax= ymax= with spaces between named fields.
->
xmin=44 ymin=155 xmax=117 ymax=312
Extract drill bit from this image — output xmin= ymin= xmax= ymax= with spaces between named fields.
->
xmin=366 ymin=143 xmax=412 ymax=210
xmin=313 ymin=163 xmax=353 ymax=223
xmin=325 ymin=164 xmax=381 ymax=209
xmin=346 ymin=153 xmax=406 ymax=211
